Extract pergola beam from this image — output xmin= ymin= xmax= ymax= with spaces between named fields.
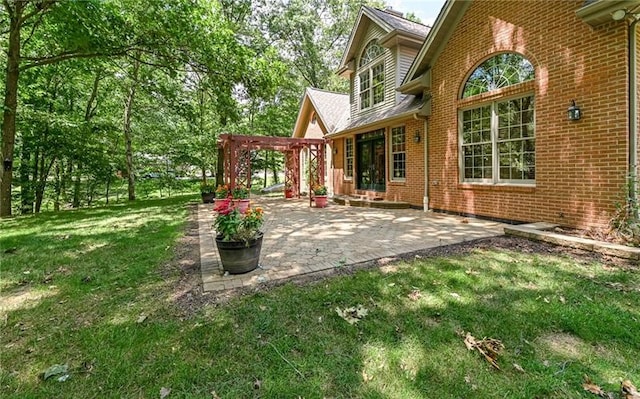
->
xmin=217 ymin=134 xmax=326 ymax=202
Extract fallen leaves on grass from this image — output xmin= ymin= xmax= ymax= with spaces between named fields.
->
xmin=462 ymin=332 xmax=504 ymax=370
xmin=583 ymin=375 xmax=614 ymax=398
xmin=160 ymin=387 xmax=171 ymax=398
xmin=336 ymin=305 xmax=368 ymax=325
xmin=622 ymin=380 xmax=640 ymax=399
xmin=41 ymin=364 xmax=69 ymax=382
xmin=513 ymin=363 xmax=525 ymax=373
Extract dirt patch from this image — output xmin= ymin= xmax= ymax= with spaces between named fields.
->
xmin=538 ymin=332 xmax=588 ymax=359
xmin=165 ymin=208 xmax=638 ymax=317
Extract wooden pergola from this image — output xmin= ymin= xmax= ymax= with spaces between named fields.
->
xmin=218 ymin=134 xmax=326 ymax=205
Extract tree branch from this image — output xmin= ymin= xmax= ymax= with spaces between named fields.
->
xmin=22 ymin=8 xmax=46 ymax=48
xmin=19 ymin=0 xmax=57 ymax=26
xmin=20 ymin=48 xmax=129 ymax=70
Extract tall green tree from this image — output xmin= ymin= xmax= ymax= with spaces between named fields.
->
xmin=0 ymin=0 xmax=133 ymax=216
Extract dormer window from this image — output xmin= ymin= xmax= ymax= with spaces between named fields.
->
xmin=359 ymin=40 xmax=385 ymax=110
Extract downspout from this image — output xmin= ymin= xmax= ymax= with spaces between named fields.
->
xmin=413 ymin=113 xmax=429 ymax=211
xmin=423 ymin=118 xmax=429 ymax=211
xmin=629 ymin=15 xmax=639 ymax=214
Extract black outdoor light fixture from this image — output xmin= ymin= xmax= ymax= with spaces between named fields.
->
xmin=414 ymin=130 xmax=421 ymax=143
xmin=3 ymin=158 xmax=11 ymax=171
xmin=568 ymin=100 xmax=581 ymax=121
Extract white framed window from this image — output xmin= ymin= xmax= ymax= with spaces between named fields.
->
xmin=390 ymin=126 xmax=406 ymax=180
xmin=345 ymin=137 xmax=354 ymax=179
xmin=358 ymin=40 xmax=384 ymax=110
xmin=460 ymin=52 xmax=535 ymax=185
xmin=460 ymin=95 xmax=535 ymax=184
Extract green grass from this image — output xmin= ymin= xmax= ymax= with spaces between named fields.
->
xmin=1 ymin=197 xmax=639 ymax=398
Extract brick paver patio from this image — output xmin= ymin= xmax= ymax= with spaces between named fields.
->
xmin=199 ymin=197 xmax=506 ymax=292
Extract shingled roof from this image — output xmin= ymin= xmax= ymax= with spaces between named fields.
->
xmin=291 ymin=88 xmax=349 ymax=138
xmin=365 ymin=6 xmax=431 ymax=36
xmin=306 ymin=88 xmax=349 ymax=134
xmin=331 ymin=95 xmax=426 ymax=136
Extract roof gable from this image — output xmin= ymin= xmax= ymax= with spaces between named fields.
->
xmin=338 ymin=6 xmax=430 ymax=76
xmin=291 ymin=88 xmax=349 ymax=138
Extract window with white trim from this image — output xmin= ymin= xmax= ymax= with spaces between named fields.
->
xmin=460 ymin=53 xmax=535 ymax=184
xmin=390 ymin=126 xmax=406 ymax=180
xmin=358 ymin=40 xmax=384 ymax=110
xmin=345 ymin=137 xmax=354 ymax=179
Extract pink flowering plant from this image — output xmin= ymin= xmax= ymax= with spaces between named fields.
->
xmin=213 ymin=198 xmax=264 ymax=243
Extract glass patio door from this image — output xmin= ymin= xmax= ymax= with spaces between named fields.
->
xmin=356 ymin=129 xmax=385 ymax=191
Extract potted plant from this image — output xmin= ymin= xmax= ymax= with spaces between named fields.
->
xmin=213 ymin=198 xmax=264 ymax=274
xmin=313 ymin=184 xmax=328 ymax=208
xmin=200 ymin=182 xmax=215 ymax=203
xmin=215 ymin=184 xmax=230 ymax=199
xmin=284 ymin=183 xmax=294 ymax=199
xmin=232 ymin=185 xmax=250 ymax=213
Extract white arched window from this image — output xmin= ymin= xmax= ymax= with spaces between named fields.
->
xmin=358 ymin=40 xmax=385 ymax=110
xmin=459 ymin=53 xmax=535 ymax=184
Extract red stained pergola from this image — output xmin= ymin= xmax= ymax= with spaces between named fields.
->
xmin=218 ymin=134 xmax=326 ymax=205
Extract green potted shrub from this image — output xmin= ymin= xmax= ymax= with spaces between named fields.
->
xmin=232 ymin=185 xmax=250 ymax=213
xmin=312 ymin=184 xmax=328 ymax=208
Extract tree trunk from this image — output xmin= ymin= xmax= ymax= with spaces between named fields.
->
xmin=263 ymin=151 xmax=268 ymax=188
xmin=216 ymin=146 xmax=224 ymax=188
xmin=35 ymin=158 xmax=54 ymax=213
xmin=123 ymin=58 xmax=140 ymax=201
xmin=73 ymin=162 xmax=82 ymax=208
xmin=54 ymin=161 xmax=61 ymax=211
xmin=19 ymin=142 xmax=33 ymax=214
xmin=0 ymin=6 xmax=23 ymax=217
xmin=105 ymin=173 xmax=111 ymax=204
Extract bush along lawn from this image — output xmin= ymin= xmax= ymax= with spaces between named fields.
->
xmin=1 ymin=197 xmax=639 ymax=398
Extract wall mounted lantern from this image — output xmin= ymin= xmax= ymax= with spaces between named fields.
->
xmin=568 ymin=100 xmax=581 ymax=121
xmin=413 ymin=131 xmax=421 ymax=143
xmin=333 ymin=147 xmax=338 ymax=155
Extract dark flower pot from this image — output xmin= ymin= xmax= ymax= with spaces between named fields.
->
xmin=215 ymin=233 xmax=263 ymax=274
xmin=201 ymin=192 xmax=215 ymax=203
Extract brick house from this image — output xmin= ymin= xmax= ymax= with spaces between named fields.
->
xmin=294 ymin=0 xmax=639 ymax=229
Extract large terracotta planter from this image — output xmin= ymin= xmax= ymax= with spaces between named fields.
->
xmin=215 ymin=233 xmax=263 ymax=274
xmin=233 ymin=199 xmax=250 ymax=214
xmin=284 ymin=189 xmax=294 ymax=199
xmin=314 ymin=195 xmax=328 ymax=208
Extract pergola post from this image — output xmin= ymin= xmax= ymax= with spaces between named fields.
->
xmin=284 ymin=149 xmax=300 ymax=197
xmin=307 ymin=142 xmax=325 ymax=206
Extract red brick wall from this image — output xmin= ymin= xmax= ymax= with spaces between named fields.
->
xmin=427 ymin=0 xmax=630 ymax=228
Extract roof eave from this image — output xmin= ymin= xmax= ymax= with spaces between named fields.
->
xmin=402 ymin=0 xmax=471 ymax=85
xmin=576 ymin=0 xmax=640 ymax=26
xmin=397 ymin=70 xmax=431 ymax=95
xmin=326 ymin=109 xmax=425 ymax=138
xmin=378 ymin=30 xmax=428 ymax=49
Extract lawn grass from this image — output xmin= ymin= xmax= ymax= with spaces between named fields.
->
xmin=1 ymin=196 xmax=639 ymax=398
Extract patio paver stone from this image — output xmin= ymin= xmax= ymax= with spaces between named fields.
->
xmin=199 ymin=197 xmax=507 ymax=292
